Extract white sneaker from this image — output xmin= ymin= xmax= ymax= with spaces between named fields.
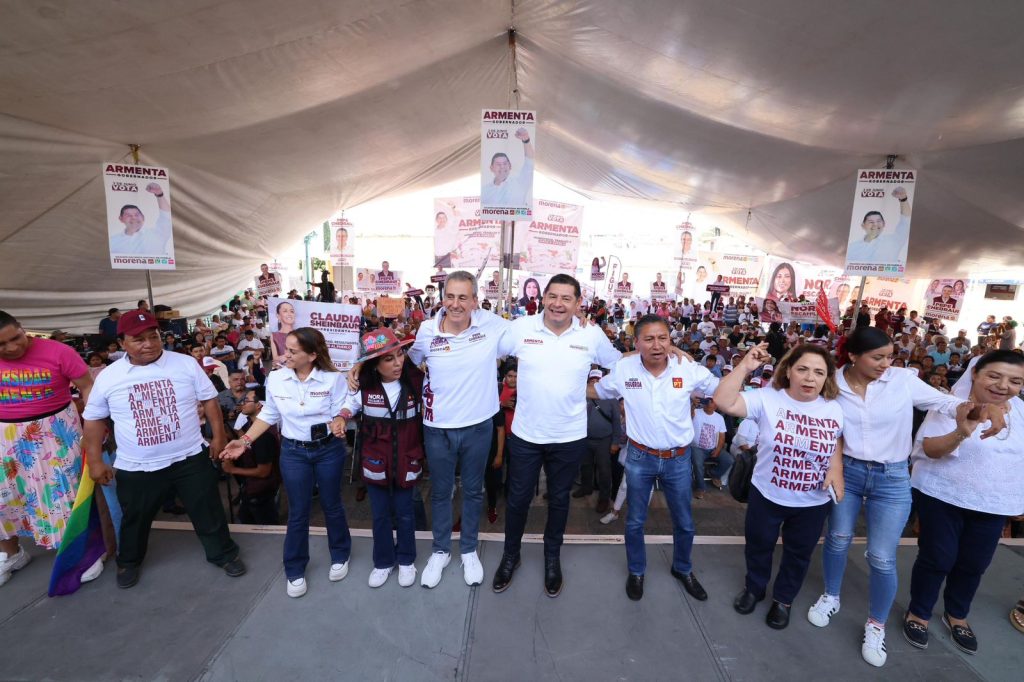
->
xmin=420 ymin=551 xmax=451 ymax=588
xmin=862 ymin=623 xmax=887 ymax=667
xmin=461 ymin=551 xmax=484 ymax=586
xmin=369 ymin=567 xmax=393 ymax=588
xmin=599 ymin=511 xmax=619 ymax=525
xmin=398 ymin=564 xmax=416 ymax=587
xmin=329 ymin=561 xmax=349 ymax=582
xmin=286 ymin=577 xmax=307 ymax=598
xmin=807 ymin=594 xmax=841 ymax=627
xmin=81 ymin=554 xmax=106 ymax=583
xmin=0 ymin=548 xmax=31 ymax=573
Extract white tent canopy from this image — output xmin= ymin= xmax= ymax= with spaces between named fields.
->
xmin=3 ymin=0 xmax=1024 ymax=331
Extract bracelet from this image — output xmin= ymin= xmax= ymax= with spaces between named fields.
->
xmin=241 ymin=434 xmax=253 ymax=449
xmin=522 ymin=138 xmax=530 ymax=144
xmin=155 ymin=193 xmax=164 ymax=198
xmin=898 ymin=197 xmax=907 ymax=202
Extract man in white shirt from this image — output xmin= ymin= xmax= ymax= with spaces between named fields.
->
xmin=492 ymin=274 xmax=621 ymax=598
xmin=690 ymin=398 xmax=731 ymax=497
xmin=108 ymin=183 xmax=173 ymax=256
xmin=236 ymin=329 xmax=264 ymax=367
xmin=697 ymin=315 xmax=717 ymax=339
xmin=845 ymin=186 xmax=911 ymax=266
xmin=590 ymin=314 xmax=718 ymax=602
xmin=481 ymin=128 xmax=534 ymax=209
xmin=82 ymin=310 xmax=244 ymax=588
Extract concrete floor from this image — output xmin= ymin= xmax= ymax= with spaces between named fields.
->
xmin=3 ymin=529 xmax=1023 ymax=681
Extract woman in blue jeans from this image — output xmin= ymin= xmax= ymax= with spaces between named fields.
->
xmin=223 ymin=327 xmax=351 ymax=598
xmin=807 ymin=326 xmax=1001 ymax=667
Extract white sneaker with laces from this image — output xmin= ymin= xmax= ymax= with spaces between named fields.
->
xmin=286 ymin=577 xmax=307 ymax=598
xmin=369 ymin=567 xmax=393 ymax=588
xmin=329 ymin=561 xmax=349 ymax=582
xmin=398 ymin=564 xmax=417 ymax=587
xmin=81 ymin=554 xmax=107 ymax=583
xmin=599 ymin=511 xmax=619 ymax=525
xmin=0 ymin=548 xmax=31 ymax=587
xmin=461 ymin=551 xmax=484 ymax=586
xmin=420 ymin=551 xmax=451 ymax=588
xmin=862 ymin=623 xmax=887 ymax=667
xmin=807 ymin=594 xmax=841 ymax=627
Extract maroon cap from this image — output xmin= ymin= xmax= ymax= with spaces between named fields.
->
xmin=117 ymin=309 xmax=159 ymax=337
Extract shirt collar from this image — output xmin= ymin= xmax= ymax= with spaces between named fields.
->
xmin=124 ymin=350 xmax=168 ymax=373
xmin=282 ymin=366 xmax=324 ymax=383
xmin=435 ymin=307 xmax=483 ymax=336
xmin=535 ymin=312 xmax=580 ymax=336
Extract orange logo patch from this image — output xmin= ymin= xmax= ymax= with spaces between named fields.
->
xmin=672 ymin=377 xmax=683 ymax=389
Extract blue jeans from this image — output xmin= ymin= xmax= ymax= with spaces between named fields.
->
xmin=822 ymin=456 xmax=912 ymax=623
xmin=689 ymin=446 xmax=734 ymax=492
xmin=624 ymin=443 xmax=695 ymax=576
xmin=503 ymin=434 xmax=587 ymax=560
xmin=279 ymin=437 xmax=352 ymax=580
xmin=366 ymin=484 xmax=416 ymax=569
xmin=423 ymin=419 xmax=492 ymax=554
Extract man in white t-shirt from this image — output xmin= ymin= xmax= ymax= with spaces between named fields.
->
xmin=481 ymin=128 xmax=534 ymax=209
xmin=590 ymin=314 xmax=718 ymax=602
xmin=82 ymin=309 xmax=244 ymax=589
xmin=690 ymin=398 xmax=731 ymax=497
xmin=492 ymin=274 xmax=621 ymax=598
xmin=108 ymin=182 xmax=173 ymax=256
xmin=236 ymin=329 xmax=264 ymax=367
xmin=697 ymin=315 xmax=717 ymax=339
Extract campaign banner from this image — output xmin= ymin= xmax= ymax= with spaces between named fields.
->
xmin=328 ymin=217 xmax=354 ymax=267
xmin=103 ymin=163 xmax=175 ymax=270
xmin=267 ymin=298 xmax=360 ymax=371
xmin=433 ymin=197 xmax=502 ymax=268
xmin=480 ymin=109 xmax=536 ymax=219
xmin=844 ymin=169 xmax=917 ymax=276
xmin=589 ymin=257 xmax=607 ymax=281
xmin=650 ymin=275 xmax=670 ymax=301
xmin=706 ymin=283 xmax=731 ymax=294
xmin=754 ymin=297 xmax=839 ymax=325
xmin=519 ymin=199 xmax=582 ymax=275
xmin=377 ymin=297 xmax=406 ymax=319
xmin=481 ymin=270 xmax=503 ymax=300
xmin=355 ymin=267 xmax=404 ymax=294
xmin=612 ymin=274 xmax=636 ymax=300
xmin=861 ymin=277 xmax=918 ymax=315
xmin=922 ymin=278 xmax=968 ymax=321
xmin=430 ymin=272 xmax=449 ymax=284
xmin=697 ymin=252 xmax=763 ymax=297
xmin=516 ymin=273 xmax=552 ymax=308
xmin=254 ymin=264 xmax=282 ymax=297
xmin=760 ymin=256 xmax=846 ymax=303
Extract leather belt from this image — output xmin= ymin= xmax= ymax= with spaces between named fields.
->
xmin=284 ymin=434 xmax=336 ymax=450
xmin=628 ymin=438 xmax=688 ymax=459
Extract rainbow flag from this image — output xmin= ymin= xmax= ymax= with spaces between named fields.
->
xmin=48 ymin=470 xmax=106 ymax=597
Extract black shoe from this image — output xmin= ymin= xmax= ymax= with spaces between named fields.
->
xmin=221 ymin=557 xmax=247 ymax=578
xmin=671 ymin=569 xmax=708 ymax=601
xmin=626 ymin=574 xmax=644 ymax=601
xmin=116 ymin=566 xmax=140 ymax=589
xmin=902 ymin=614 xmax=929 ymax=649
xmin=491 ymin=553 xmax=520 ymax=593
xmin=942 ymin=614 xmax=977 ymax=654
xmin=766 ymin=601 xmax=791 ymax=630
xmin=733 ymin=588 xmax=763 ymax=615
xmin=544 ymin=557 xmax=563 ymax=598
xmin=571 ymin=488 xmax=592 ymax=498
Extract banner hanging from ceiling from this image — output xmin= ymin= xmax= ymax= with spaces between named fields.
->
xmin=433 ymin=197 xmax=502 ymax=268
xmin=697 ymin=252 xmax=764 ymax=297
xmin=844 ymin=168 xmax=916 ymax=276
xmin=103 ymin=163 xmax=176 ymax=270
xmin=328 ymin=217 xmax=354 ymax=267
xmin=480 ymin=109 xmax=536 ymax=219
xmin=923 ymin=277 xmax=968 ymax=321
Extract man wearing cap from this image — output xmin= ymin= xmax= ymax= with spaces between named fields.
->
xmin=587 ymin=313 xmax=718 ymax=602
xmin=82 ymin=309 xmax=244 ymax=588
xmin=492 ymin=274 xmax=623 ymax=598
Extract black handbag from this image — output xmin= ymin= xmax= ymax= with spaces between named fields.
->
xmin=728 ymin=447 xmax=757 ymax=503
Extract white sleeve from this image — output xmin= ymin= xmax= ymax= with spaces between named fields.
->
xmin=739 ymin=388 xmax=767 ymax=423
xmin=330 ymin=375 xmax=347 ymax=416
xmin=258 ymin=376 xmax=282 ymax=426
xmin=408 ymin=325 xmax=429 ymax=365
xmin=905 ymin=370 xmax=962 ymax=418
xmin=496 ymin=321 xmax=519 ymax=358
xmin=156 ymin=209 xmax=172 ymax=239
xmin=340 ymin=391 xmax=363 ymax=417
xmin=593 ymin=366 xmax=622 ymax=400
xmin=914 ymin=408 xmax=961 ymax=457
xmin=192 ymin=360 xmax=218 ymax=401
xmin=691 ymin=364 xmax=719 ymax=397
xmin=592 ymin=327 xmax=622 ymax=369
xmin=81 ymin=373 xmax=112 ymax=420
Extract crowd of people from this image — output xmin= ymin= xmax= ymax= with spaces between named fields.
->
xmin=2 ymin=269 xmax=1023 ymax=670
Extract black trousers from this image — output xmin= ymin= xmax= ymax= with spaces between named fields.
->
xmin=502 ymin=434 xmax=587 ymax=559
xmin=115 ymin=451 xmax=239 ymax=569
xmin=744 ymin=485 xmax=830 ymax=605
xmin=578 ymin=436 xmax=613 ymax=502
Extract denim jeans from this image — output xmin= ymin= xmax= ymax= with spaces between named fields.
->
xmin=503 ymin=433 xmax=587 ymax=560
xmin=624 ymin=443 xmax=695 ymax=576
xmin=279 ymin=437 xmax=352 ymax=580
xmin=822 ymin=456 xmax=912 ymax=623
xmin=366 ymin=484 xmax=416 ymax=569
xmin=908 ymin=489 xmax=1006 ymax=620
xmin=423 ymin=419 xmax=492 ymax=554
xmin=745 ymin=485 xmax=830 ymax=605
xmin=689 ymin=446 xmax=734 ymax=492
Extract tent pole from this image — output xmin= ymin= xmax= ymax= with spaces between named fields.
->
xmin=498 ymin=220 xmax=507 ymax=312
xmin=851 ymin=275 xmax=867 ymax=331
xmin=506 ymin=221 xmax=516 ymax=312
xmin=129 ymin=144 xmax=155 ymax=310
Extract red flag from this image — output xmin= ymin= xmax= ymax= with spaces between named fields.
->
xmin=816 ymin=285 xmax=837 ymax=333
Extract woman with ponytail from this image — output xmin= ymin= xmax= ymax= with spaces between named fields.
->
xmin=806 ymin=326 xmax=1005 ymax=667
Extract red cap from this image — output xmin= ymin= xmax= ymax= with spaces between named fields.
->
xmin=117 ymin=309 xmax=159 ymax=337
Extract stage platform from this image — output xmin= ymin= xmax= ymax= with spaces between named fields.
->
xmin=3 ymin=526 xmax=1023 ymax=681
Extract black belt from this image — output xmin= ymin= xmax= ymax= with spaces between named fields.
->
xmin=284 ymin=434 xmax=336 ymax=449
